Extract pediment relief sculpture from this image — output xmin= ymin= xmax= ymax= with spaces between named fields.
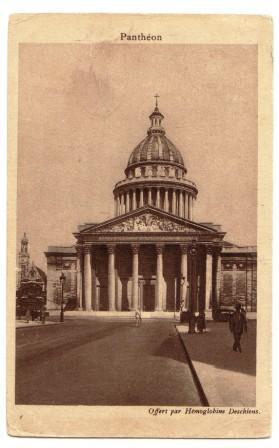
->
xmin=95 ymin=213 xmax=198 ymax=233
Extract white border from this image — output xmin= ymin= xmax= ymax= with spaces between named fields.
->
xmin=0 ymin=1 xmax=278 ymax=447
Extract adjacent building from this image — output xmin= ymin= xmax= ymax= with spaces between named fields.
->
xmin=17 ymin=233 xmax=47 ymax=315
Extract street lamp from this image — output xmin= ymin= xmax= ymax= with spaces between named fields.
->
xmin=60 ymin=272 xmax=66 ymax=323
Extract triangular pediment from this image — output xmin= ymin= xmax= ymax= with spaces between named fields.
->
xmin=81 ymin=207 xmax=219 ymax=234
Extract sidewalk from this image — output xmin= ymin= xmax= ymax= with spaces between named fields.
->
xmin=48 ymin=310 xmax=181 ymax=319
xmin=176 ymin=320 xmax=256 ymax=407
xmin=16 ymin=319 xmax=62 ymax=328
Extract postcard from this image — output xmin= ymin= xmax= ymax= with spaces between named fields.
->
xmin=7 ymin=13 xmax=272 ymax=438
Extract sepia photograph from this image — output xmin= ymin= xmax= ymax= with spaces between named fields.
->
xmin=7 ymin=14 xmax=272 ymax=438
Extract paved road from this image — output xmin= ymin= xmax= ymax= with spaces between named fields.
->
xmin=16 ymin=318 xmax=201 ymax=406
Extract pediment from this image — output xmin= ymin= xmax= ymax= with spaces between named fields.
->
xmin=81 ymin=207 xmax=218 ymax=234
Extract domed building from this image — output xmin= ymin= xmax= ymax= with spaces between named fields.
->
xmin=45 ymin=100 xmax=257 ymax=319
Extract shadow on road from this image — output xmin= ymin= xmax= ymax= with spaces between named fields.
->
xmin=180 ymin=321 xmax=256 ymax=376
xmin=16 ymin=323 xmax=127 ymax=368
xmin=153 ymin=331 xmax=188 ymax=364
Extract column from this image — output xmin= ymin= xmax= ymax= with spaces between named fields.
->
xmin=132 ymin=189 xmax=137 ymax=210
xmin=205 ymin=246 xmax=213 ymax=310
xmin=84 ymin=245 xmax=92 ymax=311
xmin=189 ymin=195 xmax=193 ymax=220
xmin=156 ymin=188 xmax=160 ymax=208
xmin=148 ymin=188 xmax=152 ymax=205
xmin=123 ymin=193 xmax=126 ymax=214
xmin=188 ymin=245 xmax=198 ymax=333
xmin=155 ymin=245 xmax=164 ymax=311
xmin=116 ymin=273 xmax=122 ymax=311
xmin=91 ymin=248 xmax=97 ymax=310
xmin=184 ymin=193 xmax=189 ymax=219
xmin=114 ymin=196 xmax=117 ymax=217
xmin=179 ymin=190 xmax=183 ymax=217
xmin=164 ymin=189 xmax=168 ymax=212
xmin=76 ymin=246 xmax=83 ymax=309
xmin=95 ymin=279 xmax=100 ymax=311
xmin=107 ymin=245 xmax=116 ymax=311
xmin=131 ymin=244 xmax=139 ymax=310
xmin=117 ymin=195 xmax=120 ymax=216
xmin=215 ymin=249 xmax=222 ymax=309
xmin=172 ymin=189 xmax=176 ymax=214
xmin=120 ymin=193 xmax=124 ymax=215
xmin=180 ymin=245 xmax=188 ymax=310
xmin=126 ymin=191 xmax=130 ymax=213
xmin=139 ymin=188 xmax=144 ymax=207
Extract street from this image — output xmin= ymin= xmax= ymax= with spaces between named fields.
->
xmin=16 ymin=318 xmax=202 ymax=406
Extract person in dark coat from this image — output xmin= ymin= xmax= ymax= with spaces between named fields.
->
xmin=25 ymin=308 xmax=31 ymax=324
xmin=229 ymin=302 xmax=247 ymax=352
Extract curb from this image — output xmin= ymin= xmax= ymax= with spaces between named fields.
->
xmin=175 ymin=325 xmax=210 ymax=407
xmin=16 ymin=322 xmax=63 ymax=329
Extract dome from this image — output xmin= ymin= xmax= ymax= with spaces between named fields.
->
xmin=127 ymin=133 xmax=185 ymax=167
xmin=126 ymin=100 xmax=185 ymax=171
xmin=113 ymin=98 xmax=198 ymax=220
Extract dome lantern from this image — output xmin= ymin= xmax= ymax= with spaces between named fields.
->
xmin=148 ymin=94 xmax=165 ymax=134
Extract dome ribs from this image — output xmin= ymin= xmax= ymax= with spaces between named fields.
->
xmin=127 ymin=135 xmax=185 ymax=168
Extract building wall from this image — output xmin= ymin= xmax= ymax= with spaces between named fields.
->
xmin=220 ymin=255 xmax=257 ymax=311
xmin=46 ymin=254 xmax=77 ymax=310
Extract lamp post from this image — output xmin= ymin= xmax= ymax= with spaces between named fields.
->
xmin=60 ymin=272 xmax=66 ymax=323
xmin=180 ymin=275 xmax=185 ymax=310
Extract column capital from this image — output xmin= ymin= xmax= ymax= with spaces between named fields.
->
xmin=213 ymin=242 xmax=223 ymax=254
xmin=156 ymin=244 xmax=164 ymax=255
xmin=76 ymin=244 xmax=83 ymax=255
xmin=107 ymin=244 xmax=116 ymax=254
xmin=205 ymin=245 xmax=213 ymax=255
xmin=131 ymin=244 xmax=140 ymax=254
xmin=189 ymin=245 xmax=198 ymax=257
xmin=180 ymin=244 xmax=188 ymax=255
xmin=214 ymin=247 xmax=222 ymax=257
xmin=84 ymin=244 xmax=92 ymax=254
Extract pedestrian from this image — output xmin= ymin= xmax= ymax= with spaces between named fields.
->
xmin=41 ymin=306 xmax=46 ymax=324
xmin=229 ymin=302 xmax=247 ymax=352
xmin=180 ymin=299 xmax=185 ymax=312
xmin=196 ymin=312 xmax=206 ymax=333
xmin=135 ymin=309 xmax=142 ymax=327
xmin=25 ymin=308 xmax=31 ymax=324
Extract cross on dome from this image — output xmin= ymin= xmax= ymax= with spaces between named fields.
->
xmin=154 ymin=93 xmax=160 ymax=108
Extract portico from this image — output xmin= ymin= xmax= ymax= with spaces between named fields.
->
xmin=74 ymin=207 xmax=225 ymax=317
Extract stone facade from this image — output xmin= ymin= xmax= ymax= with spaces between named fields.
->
xmin=45 ymin=247 xmax=77 ymax=310
xmin=45 ymin=101 xmax=257 ymax=316
xmin=220 ymin=245 xmax=257 ymax=312
xmin=45 ymin=235 xmax=257 ymax=314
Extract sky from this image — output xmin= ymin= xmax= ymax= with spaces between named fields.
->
xmin=17 ymin=43 xmax=257 ymax=270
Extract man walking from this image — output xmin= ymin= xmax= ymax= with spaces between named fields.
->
xmin=229 ymin=302 xmax=247 ymax=352
xmin=135 ymin=309 xmax=142 ymax=327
